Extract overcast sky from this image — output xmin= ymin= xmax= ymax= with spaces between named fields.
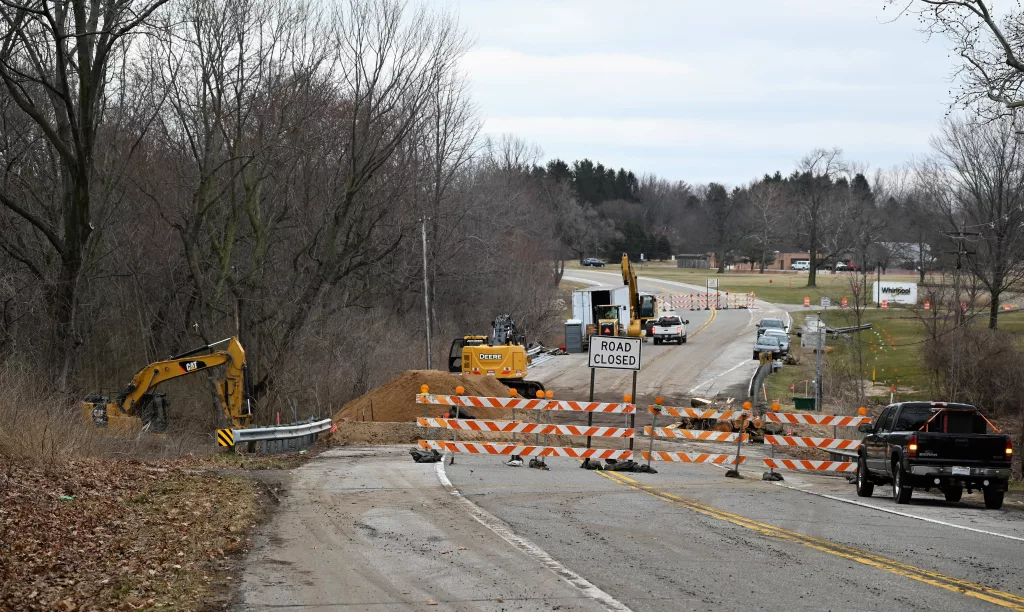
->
xmin=452 ymin=0 xmax=956 ymax=186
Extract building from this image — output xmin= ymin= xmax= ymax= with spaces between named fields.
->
xmin=675 ymin=253 xmax=711 ymax=269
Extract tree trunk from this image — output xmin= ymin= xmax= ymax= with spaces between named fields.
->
xmin=716 ymin=248 xmax=726 ymax=274
xmin=807 ymin=245 xmax=818 ymax=287
xmin=990 ymin=290 xmax=1001 ymax=330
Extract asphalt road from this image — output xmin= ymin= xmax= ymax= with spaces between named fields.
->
xmin=236 ymin=273 xmax=1023 ymax=611
xmin=238 ymin=447 xmax=1024 ymax=611
xmin=536 ymin=268 xmax=787 ymax=404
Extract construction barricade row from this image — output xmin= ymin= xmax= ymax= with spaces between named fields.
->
xmin=656 ymin=293 xmax=756 ymax=311
xmin=419 ymin=440 xmax=633 ymax=460
xmin=417 ymin=394 xmax=635 ymax=413
xmin=417 ymin=392 xmax=870 ymax=476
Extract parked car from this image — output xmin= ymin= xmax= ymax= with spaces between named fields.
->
xmin=650 ymin=315 xmax=688 ymax=345
xmin=791 ymin=260 xmax=810 ymax=271
xmin=855 ymin=402 xmax=1013 ymax=508
xmin=581 ymin=258 xmax=605 ymax=267
xmin=762 ymin=329 xmax=789 ymax=355
xmin=834 ymin=261 xmax=848 ymax=271
xmin=756 ymin=318 xmax=787 ymax=337
xmin=752 ymin=335 xmax=782 ymax=360
xmin=845 ymin=261 xmax=860 ymax=271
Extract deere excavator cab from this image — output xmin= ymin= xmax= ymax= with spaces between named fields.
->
xmin=448 ymin=315 xmax=545 ymax=398
xmin=83 ymin=337 xmax=253 ymax=432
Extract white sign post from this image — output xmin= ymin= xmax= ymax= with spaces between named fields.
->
xmin=586 ymin=335 xmax=642 ymax=457
xmin=706 ymin=278 xmax=719 ymax=310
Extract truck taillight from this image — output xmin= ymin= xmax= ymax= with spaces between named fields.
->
xmin=907 ymin=433 xmax=918 ymax=457
xmin=1007 ymin=439 xmax=1014 ymax=457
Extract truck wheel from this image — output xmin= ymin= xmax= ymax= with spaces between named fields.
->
xmin=892 ymin=463 xmax=913 ymax=504
xmin=855 ymin=456 xmax=873 ymax=497
xmin=681 ymin=336 xmax=687 ymax=344
xmin=983 ymin=489 xmax=1004 ymax=510
xmin=654 ymin=338 xmax=661 ymax=345
xmin=943 ymin=486 xmax=963 ymax=503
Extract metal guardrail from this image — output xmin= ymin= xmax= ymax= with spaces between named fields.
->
xmin=231 ymin=418 xmax=332 ymax=453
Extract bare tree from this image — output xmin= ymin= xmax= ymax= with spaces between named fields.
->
xmin=791 ymin=148 xmax=850 ymax=287
xmin=892 ymin=1 xmax=1024 ymax=117
xmin=924 ymin=116 xmax=1024 ymax=329
xmin=0 ymin=0 xmax=171 ymax=387
xmin=696 ymin=183 xmax=753 ymax=273
xmin=747 ymin=181 xmax=783 ymax=273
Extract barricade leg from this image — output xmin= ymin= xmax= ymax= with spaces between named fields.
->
xmin=725 ymin=418 xmax=744 ymax=478
xmin=762 ymin=442 xmax=784 ymax=481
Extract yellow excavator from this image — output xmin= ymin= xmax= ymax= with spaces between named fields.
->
xmin=82 ymin=337 xmax=253 ymax=432
xmin=447 ymin=314 xmax=545 ymax=398
xmin=621 ymin=253 xmax=658 ymax=337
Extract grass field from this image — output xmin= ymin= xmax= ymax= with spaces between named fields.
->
xmin=764 ymin=308 xmax=935 ymax=409
xmin=567 ymin=260 xmax=931 ymax=304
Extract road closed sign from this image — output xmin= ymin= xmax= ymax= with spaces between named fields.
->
xmin=588 ymin=336 xmax=642 ymax=371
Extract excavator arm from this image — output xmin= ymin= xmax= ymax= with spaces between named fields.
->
xmin=86 ymin=337 xmax=253 ymax=431
xmin=620 ymin=253 xmax=658 ymax=337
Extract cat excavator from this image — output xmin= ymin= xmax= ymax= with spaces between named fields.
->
xmin=82 ymin=337 xmax=253 ymax=432
xmin=448 ymin=314 xmax=545 ymax=398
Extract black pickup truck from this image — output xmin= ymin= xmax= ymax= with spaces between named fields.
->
xmin=855 ymin=402 xmax=1013 ymax=509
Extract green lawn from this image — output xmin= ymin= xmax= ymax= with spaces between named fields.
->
xmin=569 ymin=260 xmax=934 ymax=305
xmin=764 ymin=308 xmax=934 ymax=409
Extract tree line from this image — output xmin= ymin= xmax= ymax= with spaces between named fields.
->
xmin=3 ymin=0 xmax=1024 ymax=431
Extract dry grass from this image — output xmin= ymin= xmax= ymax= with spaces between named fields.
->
xmin=0 ymin=364 xmax=266 ymax=610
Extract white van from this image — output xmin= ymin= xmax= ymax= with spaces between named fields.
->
xmin=791 ymin=260 xmax=810 ymax=271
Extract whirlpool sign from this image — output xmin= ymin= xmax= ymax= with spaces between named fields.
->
xmin=872 ymin=281 xmax=918 ymax=305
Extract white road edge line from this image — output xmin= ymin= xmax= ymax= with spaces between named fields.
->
xmin=688 ymin=359 xmax=751 ymax=394
xmin=434 ymin=458 xmax=634 ymax=612
xmin=771 ymin=481 xmax=1024 ymax=543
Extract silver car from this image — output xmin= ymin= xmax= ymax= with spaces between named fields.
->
xmin=762 ymin=329 xmax=790 ymax=355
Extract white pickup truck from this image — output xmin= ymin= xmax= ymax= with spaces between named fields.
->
xmin=650 ymin=315 xmax=688 ymax=345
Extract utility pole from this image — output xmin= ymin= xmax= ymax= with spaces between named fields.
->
xmin=815 ymin=307 xmax=824 ymax=412
xmin=942 ymin=224 xmax=979 ymax=326
xmin=421 ymin=217 xmax=432 ymax=369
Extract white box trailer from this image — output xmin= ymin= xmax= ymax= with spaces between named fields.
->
xmin=571 ymin=286 xmax=630 ymax=331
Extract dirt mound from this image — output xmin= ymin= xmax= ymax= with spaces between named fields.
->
xmin=333 ymin=370 xmax=513 ymax=423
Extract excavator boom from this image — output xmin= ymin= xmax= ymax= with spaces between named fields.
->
xmin=620 ymin=253 xmax=658 ymax=337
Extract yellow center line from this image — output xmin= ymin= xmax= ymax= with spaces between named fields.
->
xmin=597 ymin=471 xmax=1024 ymax=611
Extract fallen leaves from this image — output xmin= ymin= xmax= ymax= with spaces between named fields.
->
xmin=0 ymin=458 xmax=260 ymax=610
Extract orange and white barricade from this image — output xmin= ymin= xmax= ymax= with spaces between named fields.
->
xmin=641 ymin=451 xmax=744 ymax=465
xmin=418 ymin=418 xmax=634 ymax=438
xmin=763 ymin=412 xmax=871 ymax=427
xmin=642 ymin=403 xmax=750 ymax=469
xmin=761 ymin=409 xmax=872 ymax=477
xmin=762 ymin=434 xmax=860 ymax=450
xmin=417 ymin=394 xmax=635 ymax=413
xmin=762 ymin=458 xmax=857 ymax=473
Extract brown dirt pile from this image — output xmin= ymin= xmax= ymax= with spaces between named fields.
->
xmin=334 ymin=370 xmax=513 ymax=423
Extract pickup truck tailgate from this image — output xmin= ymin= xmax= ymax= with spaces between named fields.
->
xmin=917 ymin=433 xmax=1009 ymax=464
